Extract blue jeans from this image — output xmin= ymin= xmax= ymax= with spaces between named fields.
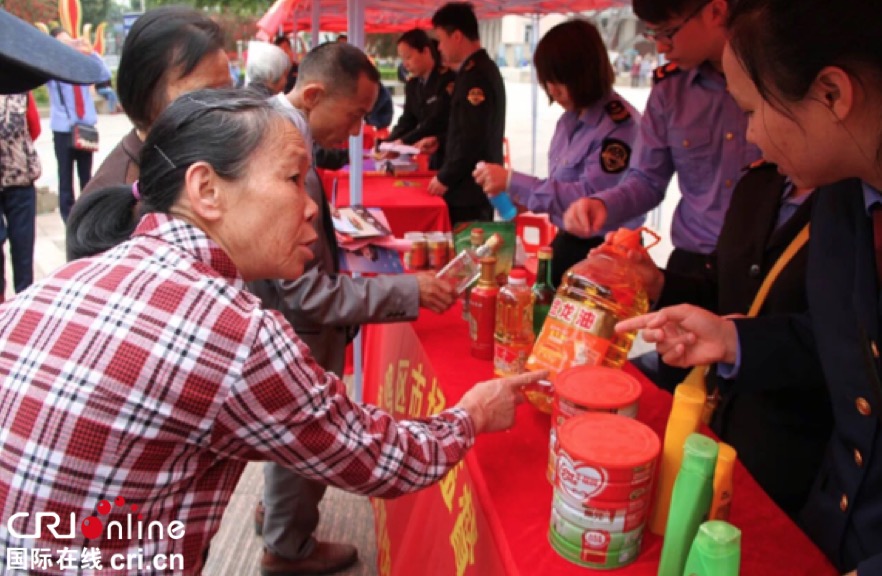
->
xmin=53 ymin=131 xmax=93 ymax=223
xmin=0 ymin=185 xmax=36 ymax=295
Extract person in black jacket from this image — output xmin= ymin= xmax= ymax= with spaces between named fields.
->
xmin=425 ymin=2 xmax=505 ymax=225
xmin=381 ymin=29 xmax=455 ymax=169
xmin=628 ymin=160 xmax=831 ymax=518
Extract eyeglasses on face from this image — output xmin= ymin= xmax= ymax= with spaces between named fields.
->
xmin=641 ymin=0 xmax=711 ymax=44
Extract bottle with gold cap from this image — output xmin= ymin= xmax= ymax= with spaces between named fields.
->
xmin=649 ymin=383 xmax=707 ymax=535
xmin=436 ymin=233 xmax=501 ymax=295
xmin=469 ymin=256 xmax=499 ymax=360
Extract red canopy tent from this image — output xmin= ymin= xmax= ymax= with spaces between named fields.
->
xmin=257 ymin=0 xmax=628 ymax=37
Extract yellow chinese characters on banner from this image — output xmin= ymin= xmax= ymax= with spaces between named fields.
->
xmin=439 ymin=461 xmax=464 ymax=513
xmin=450 ymin=485 xmax=477 ymax=576
xmin=379 ymin=359 xmax=446 ymax=418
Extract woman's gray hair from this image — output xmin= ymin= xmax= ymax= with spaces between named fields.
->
xmin=246 ymin=41 xmax=292 ymax=87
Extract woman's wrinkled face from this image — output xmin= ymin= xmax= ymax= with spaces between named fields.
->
xmin=722 ymin=43 xmax=840 ymax=188
xmin=218 ymin=119 xmax=318 ymax=281
xmin=398 ymin=42 xmax=433 ymax=77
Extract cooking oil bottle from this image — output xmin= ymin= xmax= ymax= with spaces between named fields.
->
xmin=526 ymin=227 xmax=659 ymax=386
xmin=493 ymin=269 xmax=534 ymax=377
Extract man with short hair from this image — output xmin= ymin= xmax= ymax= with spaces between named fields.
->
xmin=250 ymin=41 xmax=456 ymax=576
xmin=422 ymin=2 xmax=505 ymax=225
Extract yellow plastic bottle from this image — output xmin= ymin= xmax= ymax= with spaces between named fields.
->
xmin=648 ymin=383 xmax=707 ymax=535
xmin=709 ymin=442 xmax=738 ymax=521
xmin=525 ymin=227 xmax=659 ymax=411
xmin=493 ymin=269 xmax=534 ymax=377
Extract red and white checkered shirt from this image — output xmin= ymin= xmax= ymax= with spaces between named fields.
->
xmin=0 ymin=213 xmax=474 ymax=575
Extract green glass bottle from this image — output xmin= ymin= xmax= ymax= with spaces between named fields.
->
xmin=531 ymin=246 xmax=555 ymax=336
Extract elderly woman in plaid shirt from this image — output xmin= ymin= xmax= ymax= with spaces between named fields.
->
xmin=0 ymin=89 xmax=544 ymax=575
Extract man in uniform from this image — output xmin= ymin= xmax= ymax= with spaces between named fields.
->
xmin=423 ymin=2 xmax=505 ymax=226
xmin=250 ymin=42 xmax=457 ymax=576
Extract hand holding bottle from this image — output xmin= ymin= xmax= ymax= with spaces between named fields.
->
xmin=414 ymin=271 xmax=457 ymax=313
xmin=457 ymin=370 xmax=549 ymax=433
xmin=472 ymin=161 xmax=509 ymax=196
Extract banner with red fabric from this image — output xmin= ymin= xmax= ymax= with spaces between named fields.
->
xmin=363 ymin=322 xmax=513 ymax=576
xmin=362 ymin=306 xmax=838 ymax=575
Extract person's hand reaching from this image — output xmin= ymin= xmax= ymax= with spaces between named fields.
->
xmin=457 ymin=370 xmax=549 ymax=433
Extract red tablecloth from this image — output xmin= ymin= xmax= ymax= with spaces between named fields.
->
xmin=321 ymin=170 xmax=451 ymax=236
xmin=362 ymin=303 xmax=837 ymax=576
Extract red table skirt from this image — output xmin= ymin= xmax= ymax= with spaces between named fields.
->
xmin=362 ymin=302 xmax=837 ymax=576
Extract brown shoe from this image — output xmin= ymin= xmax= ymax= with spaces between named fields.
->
xmin=254 ymin=501 xmax=265 ymax=536
xmin=260 ymin=543 xmax=358 ymax=576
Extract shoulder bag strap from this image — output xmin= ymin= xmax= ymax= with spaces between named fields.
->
xmin=683 ymin=223 xmax=811 ymax=420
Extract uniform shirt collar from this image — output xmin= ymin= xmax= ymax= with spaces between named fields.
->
xmin=132 ymin=213 xmax=244 ymax=286
xmin=688 ymin=62 xmax=727 ymax=90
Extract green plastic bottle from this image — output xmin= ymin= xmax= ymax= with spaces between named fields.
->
xmin=657 ymin=433 xmax=719 ymax=576
xmin=682 ymin=520 xmax=741 ymax=576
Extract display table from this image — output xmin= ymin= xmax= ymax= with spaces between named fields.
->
xmin=320 ymin=170 xmax=451 ymax=236
xmin=362 ymin=303 xmax=837 ymax=575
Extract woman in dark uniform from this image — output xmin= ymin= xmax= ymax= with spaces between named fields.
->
xmin=380 ymin=29 xmax=455 ymax=169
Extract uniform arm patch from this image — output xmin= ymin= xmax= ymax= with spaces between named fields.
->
xmin=600 ymin=139 xmax=631 ymax=174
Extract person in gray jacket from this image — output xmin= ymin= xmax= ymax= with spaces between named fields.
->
xmin=249 ymin=42 xmax=457 ymax=576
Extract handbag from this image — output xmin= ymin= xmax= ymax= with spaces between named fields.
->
xmin=680 ymin=223 xmax=811 ymax=424
xmin=70 ymin=122 xmax=99 ymax=152
xmin=55 ymin=83 xmax=99 ymax=152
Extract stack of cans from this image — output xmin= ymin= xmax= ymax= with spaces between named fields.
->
xmin=550 ymin=413 xmax=660 ymax=569
xmin=548 ymin=366 xmax=642 ymax=483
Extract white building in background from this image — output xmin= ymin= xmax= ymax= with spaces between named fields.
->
xmin=481 ymin=8 xmax=655 ymax=82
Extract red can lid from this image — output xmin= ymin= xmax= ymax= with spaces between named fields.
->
xmin=556 ymin=366 xmax=642 ymax=410
xmin=558 ymin=413 xmax=660 ymax=470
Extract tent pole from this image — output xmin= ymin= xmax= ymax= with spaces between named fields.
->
xmin=348 ymin=0 xmax=366 ymax=403
xmin=311 ymin=0 xmax=320 ymax=48
xmin=530 ymin=13 xmax=539 ymax=175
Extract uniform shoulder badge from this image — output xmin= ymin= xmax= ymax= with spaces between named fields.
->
xmin=467 ymin=87 xmax=485 ymax=106
xmin=600 ymin=138 xmax=631 ymax=174
xmin=652 ymin=62 xmax=681 ymax=85
xmin=604 ymin=101 xmax=631 ymax=124
xmin=446 ymin=81 xmax=455 ymax=96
